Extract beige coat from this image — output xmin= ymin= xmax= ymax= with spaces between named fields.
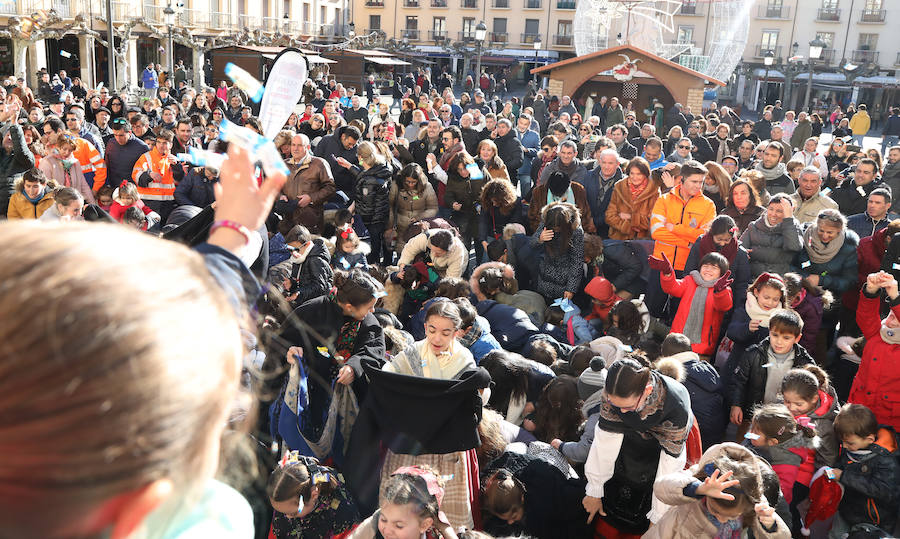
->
xmin=643 ymin=443 xmax=791 ymax=539
xmin=790 ymin=190 xmax=839 ymax=224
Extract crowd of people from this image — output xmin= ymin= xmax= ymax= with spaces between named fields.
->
xmin=2 ymin=63 xmax=900 ymax=539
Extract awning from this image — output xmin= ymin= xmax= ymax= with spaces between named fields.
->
xmin=261 ymin=53 xmax=336 ymax=64
xmin=364 ymin=56 xmax=411 ymax=66
xmin=855 ymin=75 xmax=900 ymax=88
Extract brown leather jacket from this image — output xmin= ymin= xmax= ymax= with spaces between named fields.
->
xmin=282 ymin=155 xmax=336 ymax=234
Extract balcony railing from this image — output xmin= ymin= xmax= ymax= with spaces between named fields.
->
xmin=460 ymin=0 xmax=478 ymax=7
xmin=459 ymin=31 xmax=477 ymax=41
xmin=428 ymin=30 xmax=448 ymax=40
xmin=851 ymin=49 xmax=880 ymax=63
xmin=556 ymin=0 xmax=576 ymax=8
xmin=430 ymin=0 xmax=448 ymax=5
xmin=404 ymin=0 xmax=420 ymax=7
xmin=209 ymin=11 xmax=233 ymax=29
xmin=142 ymin=3 xmax=163 ymax=22
xmin=860 ymin=9 xmax=886 ymax=22
xmin=237 ymin=14 xmax=261 ymax=29
xmin=364 ymin=0 xmax=385 ymax=6
xmin=492 ymin=0 xmax=509 ymax=7
xmin=816 ymin=7 xmax=841 ymax=21
xmin=754 ymin=45 xmax=782 ymax=58
xmin=262 ymin=17 xmax=282 ymax=31
xmin=819 ymin=48 xmax=836 ymax=64
xmin=554 ymin=34 xmax=573 ymax=46
xmin=521 ymin=32 xmax=540 ymax=44
xmin=757 ymin=5 xmax=790 ymax=18
xmin=403 ymin=29 xmax=420 ymax=40
xmin=525 ymin=0 xmax=541 ymax=7
xmin=365 ymin=27 xmax=382 ymax=34
xmin=490 ymin=32 xmax=508 ymax=42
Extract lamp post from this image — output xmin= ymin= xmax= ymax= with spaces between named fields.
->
xmin=533 ymin=34 xmax=542 ymax=83
xmin=759 ymin=50 xmax=774 ymax=112
xmin=804 ymin=37 xmax=826 ymax=113
xmin=474 ymin=20 xmax=487 ymax=81
xmin=348 ymin=21 xmax=356 ymax=38
xmin=163 ymin=3 xmax=175 ymax=80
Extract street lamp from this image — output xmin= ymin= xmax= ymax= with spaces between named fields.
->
xmin=163 ymin=3 xmax=175 ymax=80
xmin=759 ymin=50 xmax=774 ymax=112
xmin=533 ymin=34 xmax=542 ymax=83
xmin=804 ymin=36 xmax=826 ymax=112
xmin=348 ymin=21 xmax=355 ymax=38
xmin=474 ymin=20 xmax=487 ymax=80
xmin=283 ymin=12 xmax=290 ymax=34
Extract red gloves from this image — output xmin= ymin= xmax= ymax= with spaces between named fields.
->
xmin=714 ymin=270 xmax=734 ymax=293
xmin=648 ymin=252 xmax=674 ymax=276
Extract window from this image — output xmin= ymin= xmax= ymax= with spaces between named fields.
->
xmin=676 ymin=26 xmax=694 ymax=44
xmin=765 ymin=0 xmax=783 ymax=17
xmin=303 ymin=3 xmax=309 ymax=22
xmin=525 ymin=18 xmax=539 ymax=34
xmin=406 ymin=16 xmax=418 ymax=29
xmin=858 ymin=33 xmax=878 ymax=49
xmin=432 ymin=16 xmax=446 ymax=39
xmin=493 ymin=18 xmax=506 ymax=32
xmin=369 ymin=14 xmax=381 ymax=30
xmin=680 ymin=0 xmax=697 ymax=14
xmin=760 ymin=30 xmax=778 ymax=49
xmin=462 ymin=17 xmax=476 ymax=39
xmin=815 ymin=31 xmax=834 ymax=48
xmin=283 ymin=0 xmax=290 ymax=15
xmin=822 ymin=0 xmax=838 ymax=7
xmin=864 ymin=0 xmax=882 ymax=9
xmin=238 ymin=0 xmax=245 ymax=14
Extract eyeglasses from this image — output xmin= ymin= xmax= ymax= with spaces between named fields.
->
xmin=65 ymin=118 xmax=77 ymax=122
xmin=111 ymin=118 xmax=127 ymax=125
xmin=541 ymin=146 xmax=551 ymax=151
xmin=678 ymin=145 xmax=691 ymax=149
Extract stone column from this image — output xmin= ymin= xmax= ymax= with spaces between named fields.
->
xmin=78 ymin=35 xmax=96 ymax=88
xmin=192 ymin=47 xmax=205 ymax=88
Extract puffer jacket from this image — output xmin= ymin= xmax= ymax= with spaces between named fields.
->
xmin=727 ymin=338 xmax=816 ymax=414
xmin=834 ymin=431 xmax=900 ymax=531
xmin=683 ymin=239 xmax=752 ymax=309
xmin=791 ymin=225 xmax=859 ymax=300
xmin=6 ymin=178 xmax=55 ymax=219
xmin=388 ymin=181 xmax=438 ymax=234
xmin=661 ymin=271 xmax=733 ymax=355
xmin=0 ymin=122 xmax=36 ymax=216
xmin=849 ymin=290 xmax=900 ymax=431
xmin=668 ymin=351 xmax=727 ymax=449
xmin=748 ymin=432 xmax=816 ymax=504
xmin=268 ymin=239 xmax=333 ymax=307
xmin=494 ymin=131 xmax=523 ymax=174
xmin=650 ymin=187 xmax=717 ymax=271
xmin=605 ymin=178 xmax=660 ymax=240
xmin=647 ymin=443 xmax=791 ymax=539
xmin=830 ymin=177 xmax=885 ymax=217
xmin=795 ymin=387 xmax=841 ymax=487
xmin=739 ymin=216 xmax=803 ymax=278
xmin=353 ymin=163 xmax=392 ymax=225
xmin=792 ymin=291 xmax=824 ymax=354
xmin=475 ymin=299 xmax=540 ymax=354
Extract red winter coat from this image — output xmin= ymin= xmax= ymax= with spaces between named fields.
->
xmin=849 ymin=290 xmax=900 ymax=430
xmin=794 ymin=388 xmax=839 ymax=487
xmin=660 ymin=271 xmax=733 ymax=355
xmin=842 ymin=227 xmax=889 ymax=311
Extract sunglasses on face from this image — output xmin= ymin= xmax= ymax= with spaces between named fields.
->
xmin=679 ymin=145 xmax=691 ymax=149
xmin=541 ymin=146 xmax=551 ymax=151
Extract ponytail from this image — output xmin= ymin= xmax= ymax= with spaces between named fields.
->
xmin=605 ymin=354 xmax=651 ymax=398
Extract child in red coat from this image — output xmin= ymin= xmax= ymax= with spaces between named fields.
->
xmin=849 ymin=271 xmax=900 ymax=431
xmin=109 ymin=181 xmax=157 ymax=229
xmin=650 ymin=251 xmax=733 ymax=357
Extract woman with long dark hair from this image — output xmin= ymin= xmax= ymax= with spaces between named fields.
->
xmin=479 ymin=178 xmax=527 ymax=252
xmin=532 ymin=202 xmax=584 ymax=302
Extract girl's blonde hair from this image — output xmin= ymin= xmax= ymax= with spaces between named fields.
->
xmin=116 ymin=181 xmax=140 ymax=203
xmin=357 ymin=140 xmax=386 ymax=168
xmin=0 ymin=222 xmax=244 ymax=536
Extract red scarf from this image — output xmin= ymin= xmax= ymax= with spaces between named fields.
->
xmin=627 ymin=177 xmax=648 ymax=198
xmin=698 ymin=232 xmax=738 ymax=263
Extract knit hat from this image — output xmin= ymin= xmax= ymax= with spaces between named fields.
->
xmin=589 ymin=335 xmax=626 ymax=363
xmin=577 ymin=356 xmax=607 ymax=400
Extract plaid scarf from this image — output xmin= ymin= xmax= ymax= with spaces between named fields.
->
xmin=702 ymin=498 xmax=743 ymax=539
xmin=335 ymin=319 xmax=362 ymax=364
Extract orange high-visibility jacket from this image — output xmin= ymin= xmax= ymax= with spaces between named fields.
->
xmin=131 ymin=148 xmax=176 ymax=201
xmin=72 ymin=136 xmax=107 ymax=191
xmin=650 ymin=187 xmax=716 ymax=271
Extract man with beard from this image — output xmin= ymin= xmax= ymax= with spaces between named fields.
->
xmin=754 ymin=142 xmax=794 ymax=195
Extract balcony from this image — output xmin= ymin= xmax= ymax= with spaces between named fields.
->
xmin=403 ymin=29 xmax=420 ymax=40
xmin=492 ymin=0 xmax=509 ymax=7
xmin=460 ymin=0 xmax=478 ymax=7
xmin=318 ymin=24 xmax=335 ymax=36
xmin=209 ymin=12 xmax=233 ymax=29
xmin=852 ymin=49 xmax=880 ymax=63
xmin=459 ymin=31 xmax=477 ymax=41
xmin=819 ymin=48 xmax=836 ymax=64
xmin=430 ymin=0 xmax=448 ymax=6
xmin=859 ymin=9 xmax=886 ymax=23
xmin=757 ymin=5 xmax=790 ymax=19
xmin=177 ymin=8 xmax=207 ymax=26
xmin=262 ymin=17 xmax=283 ymax=31
xmin=237 ymin=14 xmax=261 ymax=29
xmin=525 ymin=0 xmax=541 ymax=7
xmin=816 ymin=7 xmax=841 ymax=21
xmin=490 ymin=32 xmax=508 ymax=43
xmin=364 ymin=0 xmax=385 ymax=6
xmin=754 ymin=44 xmax=782 ymax=58
xmin=428 ymin=29 xmax=448 ymax=40
xmin=556 ymin=0 xmax=576 ymax=8
xmin=554 ymin=34 xmax=573 ymax=46
xmin=521 ymin=32 xmax=540 ymax=44
xmin=142 ymin=2 xmax=163 ymax=22
xmin=404 ymin=0 xmax=420 ymax=7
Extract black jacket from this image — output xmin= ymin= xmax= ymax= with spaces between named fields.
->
xmin=352 ymin=163 xmax=392 ymax=225
xmin=0 ymin=123 xmax=36 ymax=216
xmin=314 ymin=127 xmax=359 ymax=196
xmin=342 ymin=106 xmax=369 ymax=132
xmin=482 ymin=452 xmax=591 ymax=539
xmin=284 ymin=239 xmax=334 ymax=306
xmin=830 ymin=178 xmax=885 ymax=217
xmin=728 ymin=338 xmax=815 ymax=411
xmin=105 ymin=135 xmax=150 ymax=188
xmin=616 ymin=140 xmax=638 ymax=159
xmin=495 ymin=131 xmax=524 ymax=173
xmin=345 ymin=360 xmax=490 ymax=514
xmin=460 ymin=126 xmax=486 ymax=155
xmin=835 ymin=436 xmax=900 ymax=530
xmin=688 ymin=134 xmax=714 ymax=163
xmin=174 ymin=168 xmax=217 ymax=207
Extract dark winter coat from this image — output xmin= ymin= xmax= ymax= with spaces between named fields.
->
xmin=105 ymin=135 xmax=150 ymax=188
xmin=722 ymin=204 xmax=765 ymax=234
xmin=0 ymin=123 xmax=36 ymax=216
xmin=578 ymin=166 xmax=621 ymax=236
xmin=835 ymin=439 xmax=900 ymax=531
xmin=481 ymin=452 xmax=591 ymax=539
xmin=280 ymin=239 xmax=334 ymax=306
xmin=531 ymin=223 xmax=585 ymax=301
xmin=668 ymin=351 xmax=727 ymax=449
xmin=727 ymin=338 xmax=816 ymax=413
xmin=476 ymin=299 xmax=541 ymax=353
xmin=174 ymin=168 xmax=217 ymax=208
xmin=739 ymin=215 xmax=803 ymax=278
xmin=479 ymin=198 xmax=527 ymax=243
xmin=792 ymin=225 xmax=859 ymax=300
xmin=830 ymin=178 xmax=885 ymax=217
xmin=792 ymin=291 xmax=824 ymax=354
xmin=352 ymin=163 xmax=392 ymax=225
xmin=313 ymin=127 xmax=359 ymax=195
xmin=495 ymin=131 xmax=524 ymax=174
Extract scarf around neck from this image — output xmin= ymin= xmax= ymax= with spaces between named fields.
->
xmin=803 ymin=223 xmax=844 ymax=264
xmin=702 ymin=498 xmax=743 ymax=539
xmin=755 ymin=161 xmax=787 ymax=182
xmin=683 ymin=271 xmax=717 ymax=344
xmin=745 ymin=293 xmax=775 ymax=328
xmin=628 ymin=177 xmax=649 ymax=198
xmin=439 ymin=142 xmax=463 ymax=169
xmin=881 ymin=323 xmax=900 ymax=345
xmin=547 ymin=186 xmax=575 ymax=205
xmin=24 ymin=187 xmax=46 ymax=204
xmin=698 ymin=233 xmax=738 ymax=262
